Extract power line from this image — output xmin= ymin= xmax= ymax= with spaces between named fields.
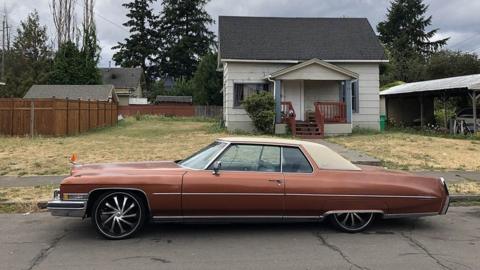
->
xmin=74 ymin=1 xmax=129 ymax=33
xmin=449 ymin=33 xmax=480 ymax=50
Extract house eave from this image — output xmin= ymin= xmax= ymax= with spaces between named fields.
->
xmin=220 ymin=58 xmax=388 ymax=64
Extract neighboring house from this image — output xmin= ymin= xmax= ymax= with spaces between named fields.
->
xmin=218 ymin=16 xmax=387 ymax=137
xmin=24 ymin=85 xmax=118 ymax=103
xmin=100 ymin=68 xmax=145 ymax=106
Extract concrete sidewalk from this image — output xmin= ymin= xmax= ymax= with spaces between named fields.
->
xmin=0 ymin=175 xmax=65 ymax=187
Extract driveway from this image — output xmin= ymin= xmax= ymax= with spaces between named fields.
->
xmin=1 ymin=207 xmax=479 ymax=270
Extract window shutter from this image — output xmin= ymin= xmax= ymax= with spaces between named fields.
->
xmin=353 ymin=80 xmax=359 ymax=113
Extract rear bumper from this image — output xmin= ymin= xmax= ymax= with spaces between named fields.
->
xmin=47 ymin=189 xmax=86 ymax=217
xmin=440 ymin=177 xmax=450 ymax=215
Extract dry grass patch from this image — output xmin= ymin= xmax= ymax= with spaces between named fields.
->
xmin=448 ymin=181 xmax=480 ymax=195
xmin=327 ymin=132 xmax=480 ymax=171
xmin=0 ymin=116 xmax=227 ymax=176
xmin=0 ymin=185 xmax=56 ymax=213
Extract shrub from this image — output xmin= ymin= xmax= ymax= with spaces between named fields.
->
xmin=243 ymin=92 xmax=275 ymax=133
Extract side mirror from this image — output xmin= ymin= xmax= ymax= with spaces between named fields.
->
xmin=212 ymin=161 xmax=222 ymax=175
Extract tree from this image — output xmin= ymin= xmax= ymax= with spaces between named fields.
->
xmin=49 ymin=41 xmax=87 ymax=84
xmin=80 ymin=0 xmax=101 ymax=84
xmin=426 ymin=50 xmax=480 ymax=80
xmin=191 ymin=52 xmax=222 ymax=105
xmin=51 ymin=0 xmax=77 ymax=48
xmin=112 ymin=0 xmax=158 ymax=90
xmin=0 ymin=11 xmax=52 ymax=97
xmin=377 ymin=0 xmax=448 ymax=83
xmin=158 ymin=0 xmax=215 ymax=80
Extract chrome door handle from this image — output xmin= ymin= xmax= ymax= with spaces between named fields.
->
xmin=268 ymin=179 xmax=283 ymax=185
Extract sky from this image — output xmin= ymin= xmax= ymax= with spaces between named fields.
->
xmin=4 ymin=0 xmax=480 ymax=67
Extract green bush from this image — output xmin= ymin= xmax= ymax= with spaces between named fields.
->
xmin=243 ymin=92 xmax=275 ymax=133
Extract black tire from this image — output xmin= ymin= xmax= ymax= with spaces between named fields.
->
xmin=330 ymin=212 xmax=375 ymax=233
xmin=91 ymin=191 xmax=145 ymax=240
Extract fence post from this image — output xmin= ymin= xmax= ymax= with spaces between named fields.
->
xmin=78 ymin=98 xmax=81 ymax=133
xmin=104 ymin=101 xmax=107 ymax=127
xmin=97 ymin=100 xmax=100 ymax=128
xmin=88 ymin=99 xmax=91 ymax=130
xmin=10 ymin=99 xmax=14 ymax=136
xmin=66 ymin=98 xmax=69 ymax=135
xmin=30 ymin=99 xmax=35 ymax=137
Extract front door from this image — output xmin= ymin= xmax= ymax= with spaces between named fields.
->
xmin=282 ymin=80 xmax=304 ymax=121
xmin=182 ymin=144 xmax=284 ymax=217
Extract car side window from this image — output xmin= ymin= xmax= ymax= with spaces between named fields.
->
xmin=282 ymin=147 xmax=313 ymax=173
xmin=213 ymin=144 xmax=281 ymax=172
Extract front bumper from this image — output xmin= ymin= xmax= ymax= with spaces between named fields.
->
xmin=47 ymin=189 xmax=87 ymax=217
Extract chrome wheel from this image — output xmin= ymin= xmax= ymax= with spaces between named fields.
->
xmin=332 ymin=212 xmax=374 ymax=233
xmin=93 ymin=192 xmax=144 ymax=239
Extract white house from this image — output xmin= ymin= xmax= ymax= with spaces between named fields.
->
xmin=218 ymin=16 xmax=387 ymax=137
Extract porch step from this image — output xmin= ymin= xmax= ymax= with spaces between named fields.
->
xmin=295 ymin=120 xmax=323 ymax=138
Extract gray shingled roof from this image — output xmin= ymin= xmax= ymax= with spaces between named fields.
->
xmin=100 ymin=68 xmax=143 ymax=89
xmin=219 ymin=16 xmax=386 ymax=61
xmin=24 ymin=85 xmax=117 ymax=101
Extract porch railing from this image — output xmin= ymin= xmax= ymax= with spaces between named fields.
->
xmin=314 ymin=102 xmax=347 ymax=123
xmin=281 ymin=101 xmax=296 ymax=136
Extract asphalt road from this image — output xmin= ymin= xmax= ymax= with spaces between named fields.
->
xmin=1 ymin=207 xmax=480 ymax=270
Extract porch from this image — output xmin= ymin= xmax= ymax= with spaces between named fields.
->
xmin=269 ymin=59 xmax=359 ymax=138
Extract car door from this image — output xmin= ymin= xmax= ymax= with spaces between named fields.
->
xmin=182 ymin=144 xmax=284 ymax=218
xmin=282 ymin=146 xmax=326 ymax=217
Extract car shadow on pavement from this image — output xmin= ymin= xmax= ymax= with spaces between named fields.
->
xmin=63 ymin=216 xmax=437 ymax=241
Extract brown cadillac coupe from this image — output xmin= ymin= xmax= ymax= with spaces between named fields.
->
xmin=47 ymin=137 xmax=449 ymax=239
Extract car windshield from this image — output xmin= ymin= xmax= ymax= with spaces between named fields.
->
xmin=178 ymin=141 xmax=227 ymax=169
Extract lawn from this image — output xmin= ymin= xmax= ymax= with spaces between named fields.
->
xmin=327 ymin=131 xmax=480 ymax=171
xmin=0 ymin=116 xmax=227 ymax=176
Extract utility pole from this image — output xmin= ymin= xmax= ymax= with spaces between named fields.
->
xmin=2 ymin=16 xmax=5 ymax=81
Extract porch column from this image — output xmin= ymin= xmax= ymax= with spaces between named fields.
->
xmin=345 ymin=80 xmax=353 ymax=123
xmin=274 ymin=80 xmax=282 ymax=124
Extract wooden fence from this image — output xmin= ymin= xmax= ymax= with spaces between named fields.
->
xmin=118 ymin=104 xmax=222 ymax=118
xmin=0 ymin=98 xmax=118 ymax=136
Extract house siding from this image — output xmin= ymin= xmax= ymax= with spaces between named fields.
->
xmin=223 ymin=61 xmax=380 ymax=132
xmin=336 ymin=63 xmax=380 ymax=130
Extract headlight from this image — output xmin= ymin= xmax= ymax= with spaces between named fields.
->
xmin=62 ymin=193 xmax=89 ymax=201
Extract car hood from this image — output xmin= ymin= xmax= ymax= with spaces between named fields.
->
xmin=70 ymin=161 xmax=186 ymax=177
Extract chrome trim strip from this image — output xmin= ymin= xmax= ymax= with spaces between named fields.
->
xmin=323 ymin=210 xmax=384 ymax=215
xmin=153 ymin=192 xmax=437 ymax=199
xmin=152 ymin=193 xmax=181 ymax=195
xmin=182 ymin=193 xmax=283 ymax=196
xmin=287 ymin=193 xmax=437 ymax=199
xmin=204 ymin=141 xmax=231 ymax=170
xmin=152 ymin=215 xmax=322 ymax=220
xmin=383 ymin=212 xmax=438 ymax=219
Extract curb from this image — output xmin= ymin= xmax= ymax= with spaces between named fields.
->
xmin=450 ymin=195 xmax=480 ymax=202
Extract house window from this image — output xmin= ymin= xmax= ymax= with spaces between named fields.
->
xmin=233 ymin=83 xmax=270 ymax=107
xmin=340 ymin=81 xmax=359 ymax=113
xmin=351 ymin=81 xmax=359 ymax=113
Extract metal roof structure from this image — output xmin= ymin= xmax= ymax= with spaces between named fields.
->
xmin=381 ymin=74 xmax=480 ymax=96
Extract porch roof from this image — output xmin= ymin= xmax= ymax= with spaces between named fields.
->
xmin=267 ymin=58 xmax=359 ymax=81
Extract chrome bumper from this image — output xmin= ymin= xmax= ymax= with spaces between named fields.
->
xmin=47 ymin=189 xmax=86 ymax=217
xmin=440 ymin=177 xmax=450 ymax=215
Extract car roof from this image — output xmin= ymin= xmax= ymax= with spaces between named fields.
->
xmin=218 ymin=137 xmax=361 ymax=171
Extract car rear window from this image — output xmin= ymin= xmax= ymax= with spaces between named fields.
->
xmin=282 ymin=147 xmax=313 ymax=173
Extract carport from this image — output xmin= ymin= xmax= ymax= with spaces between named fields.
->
xmin=380 ymin=74 xmax=480 ymax=132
